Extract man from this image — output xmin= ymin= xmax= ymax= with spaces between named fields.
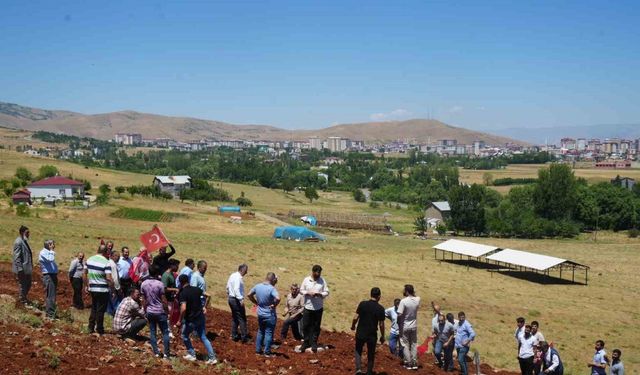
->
xmin=105 ymin=240 xmax=115 ymax=258
xmin=385 ymin=299 xmax=401 ymax=357
xmin=141 ymin=265 xmax=170 ymax=358
xmin=299 ymin=264 xmax=329 ymax=353
xmin=12 ymin=225 xmax=33 ymax=305
xmin=39 ymin=239 xmax=59 ymax=319
xmin=431 ymin=301 xmax=441 ymax=334
xmin=351 ymin=287 xmax=385 ymax=375
xmin=610 ymin=349 xmax=624 ymax=375
xmin=397 ymin=284 xmax=420 ymax=370
xmin=68 ymin=252 xmax=85 ymax=309
xmin=190 ymin=260 xmax=210 ymax=307
xmin=433 ymin=313 xmax=455 ymax=370
xmin=517 ymin=324 xmax=537 ymax=375
xmin=515 ymin=317 xmax=525 ymax=356
xmin=539 ymin=341 xmax=564 ymax=375
xmin=162 ymin=259 xmax=180 ymax=330
xmin=227 ymin=264 xmax=249 ymax=343
xmin=454 ymin=312 xmax=476 ymax=375
xmin=280 ymin=283 xmax=304 ymax=342
xmin=177 ymin=274 xmax=218 ymax=365
xmin=112 ymin=287 xmax=147 ymax=339
xmin=444 ymin=313 xmax=457 ymax=372
xmin=84 ymin=244 xmax=114 ymax=335
xmin=106 ymin=250 xmax=122 ymax=316
xmin=531 ymin=321 xmax=546 ymax=374
xmin=176 ymin=258 xmax=195 ymax=288
xmin=588 ymin=340 xmax=608 ymax=375
xmin=248 ymin=272 xmax=280 ymax=356
xmin=117 ymin=247 xmax=133 ymax=297
xmin=153 ymin=243 xmax=176 ymax=274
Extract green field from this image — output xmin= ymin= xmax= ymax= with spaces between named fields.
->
xmin=0 ymin=150 xmax=638 ymax=374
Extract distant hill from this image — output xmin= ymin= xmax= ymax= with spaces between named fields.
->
xmin=0 ymin=101 xmax=525 ymax=145
xmin=492 ymin=124 xmax=640 ymax=145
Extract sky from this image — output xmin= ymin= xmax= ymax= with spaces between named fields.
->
xmin=1 ymin=0 xmax=639 ymax=130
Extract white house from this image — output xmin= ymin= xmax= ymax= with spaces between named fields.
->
xmin=153 ymin=176 xmax=192 ymax=196
xmin=27 ymin=176 xmax=85 ymax=199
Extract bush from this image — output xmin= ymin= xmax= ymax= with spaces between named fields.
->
xmin=15 ymin=167 xmax=33 ymax=183
xmin=16 ymin=203 xmax=30 ymax=217
xmin=96 ymin=194 xmax=109 ymax=205
xmin=369 ymin=201 xmax=380 ymax=209
xmin=492 ymin=177 xmax=537 ymax=186
xmin=236 ymin=196 xmax=253 ymax=207
xmin=353 ymin=189 xmax=366 ymax=202
xmin=629 ymin=228 xmax=640 ymax=238
xmin=436 ymin=223 xmax=447 ymax=235
xmin=38 ymin=165 xmax=59 ymax=179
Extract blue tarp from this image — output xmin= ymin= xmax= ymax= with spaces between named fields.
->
xmin=273 ymin=226 xmax=325 ymax=241
xmin=301 ymin=215 xmax=317 ymax=226
xmin=218 ymin=206 xmax=241 ymax=213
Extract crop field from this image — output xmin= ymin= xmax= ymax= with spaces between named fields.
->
xmin=109 ymin=207 xmax=185 ymax=222
xmin=0 ymin=150 xmax=638 ymax=374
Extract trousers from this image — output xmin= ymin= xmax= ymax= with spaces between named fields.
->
xmin=42 ymin=273 xmax=58 ymax=318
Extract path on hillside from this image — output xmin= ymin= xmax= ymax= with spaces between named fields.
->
xmin=254 ymin=211 xmax=291 ymax=227
xmin=0 ymin=263 xmax=518 ymax=375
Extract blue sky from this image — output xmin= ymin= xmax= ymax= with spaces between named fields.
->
xmin=1 ymin=0 xmax=639 ymax=130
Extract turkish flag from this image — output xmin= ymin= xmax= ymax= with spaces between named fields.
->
xmin=417 ymin=336 xmax=432 ymax=356
xmin=140 ymin=225 xmax=169 ymax=253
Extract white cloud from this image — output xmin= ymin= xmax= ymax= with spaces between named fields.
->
xmin=369 ymin=108 xmax=412 ymax=121
xmin=449 ymin=105 xmax=464 ymax=114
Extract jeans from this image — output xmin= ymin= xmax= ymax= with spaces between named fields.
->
xmin=124 ymin=317 xmax=147 ymax=337
xmin=71 ymin=277 xmax=84 ymax=309
xmin=16 ymin=272 xmax=32 ymax=304
xmin=518 ymin=356 xmax=534 ymax=375
xmin=256 ymin=314 xmax=277 ymax=354
xmin=147 ymin=312 xmax=170 ymax=356
xmin=280 ymin=314 xmax=303 ymax=340
xmin=457 ymin=346 xmax=470 ymax=375
xmin=228 ymin=297 xmax=248 ymax=340
xmin=301 ymin=308 xmax=323 ymax=350
xmin=182 ymin=314 xmax=216 ymax=360
xmin=120 ymin=278 xmax=132 ymax=298
xmin=106 ymin=290 xmax=121 ymax=316
xmin=355 ymin=336 xmax=377 ymax=375
xmin=400 ymin=328 xmax=418 ymax=367
xmin=42 ymin=273 xmax=57 ymax=318
xmin=88 ymin=292 xmax=109 ymax=334
xmin=444 ymin=342 xmax=454 ymax=371
xmin=434 ymin=339 xmax=445 ymax=368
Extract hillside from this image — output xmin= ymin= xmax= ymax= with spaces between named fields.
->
xmin=0 ymin=101 xmax=524 ymax=145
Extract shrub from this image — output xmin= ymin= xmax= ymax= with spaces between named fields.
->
xmin=38 ymin=165 xmax=59 ymax=179
xmin=629 ymin=228 xmax=640 ymax=238
xmin=16 ymin=203 xmax=30 ymax=217
xmin=369 ymin=201 xmax=380 ymax=209
xmin=236 ymin=196 xmax=253 ymax=207
xmin=436 ymin=223 xmax=447 ymax=235
xmin=353 ymin=189 xmax=366 ymax=202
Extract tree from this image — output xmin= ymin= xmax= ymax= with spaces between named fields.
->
xmin=127 ymin=185 xmax=139 ymax=197
xmin=115 ymin=186 xmax=125 ymax=195
xmin=99 ymin=184 xmax=111 ymax=196
xmin=305 ymin=186 xmax=319 ymax=203
xmin=448 ymin=184 xmax=487 ymax=235
xmin=414 ymin=216 xmax=428 ymax=236
xmin=353 ymin=189 xmax=366 ymax=203
xmin=15 ymin=167 xmax=33 ymax=183
xmin=38 ymin=165 xmax=59 ymax=179
xmin=83 ymin=180 xmax=92 ymax=191
xmin=282 ymin=178 xmax=295 ymax=193
xmin=533 ymin=163 xmax=578 ymax=221
xmin=482 ymin=172 xmax=494 ymax=186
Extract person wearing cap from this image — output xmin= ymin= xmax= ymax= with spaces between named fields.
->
xmin=248 ymin=272 xmax=280 ymax=356
xmin=13 ymin=225 xmax=33 ymax=305
xmin=280 ymin=283 xmax=304 ymax=342
xmin=299 ymin=264 xmax=329 ymax=353
xmin=39 ymin=239 xmax=59 ymax=319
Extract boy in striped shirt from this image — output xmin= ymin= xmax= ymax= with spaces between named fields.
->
xmin=84 ymin=245 xmax=113 ymax=335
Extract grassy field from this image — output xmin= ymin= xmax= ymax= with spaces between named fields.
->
xmin=0 ymin=150 xmax=638 ymax=374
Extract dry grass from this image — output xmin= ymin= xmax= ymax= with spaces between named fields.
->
xmin=1 ymin=150 xmax=638 ymax=373
xmin=0 ymin=128 xmax=62 ymax=150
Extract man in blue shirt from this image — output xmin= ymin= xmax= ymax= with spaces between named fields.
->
xmin=177 ymin=259 xmax=195 ymax=288
xmin=39 ymin=239 xmax=58 ymax=319
xmin=117 ymin=246 xmax=133 ymax=297
xmin=384 ymin=298 xmax=401 ymax=357
xmin=248 ymin=272 xmax=280 ymax=356
xmin=588 ymin=340 xmax=608 ymax=375
xmin=610 ymin=349 xmax=624 ymax=375
xmin=454 ymin=311 xmax=476 ymax=375
xmin=190 ymin=260 xmax=210 ymax=307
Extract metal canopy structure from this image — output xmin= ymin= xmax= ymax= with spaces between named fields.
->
xmin=433 ymin=239 xmax=500 ymax=258
xmin=486 ymin=248 xmax=590 ymax=284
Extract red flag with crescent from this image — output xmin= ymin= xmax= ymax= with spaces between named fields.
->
xmin=140 ymin=225 xmax=169 ymax=253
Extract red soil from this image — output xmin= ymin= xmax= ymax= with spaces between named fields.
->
xmin=0 ymin=263 xmax=518 ymax=375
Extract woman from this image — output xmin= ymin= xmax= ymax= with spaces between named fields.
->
xmin=68 ymin=252 xmax=85 ymax=309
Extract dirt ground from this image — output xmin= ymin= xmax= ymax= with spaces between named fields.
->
xmin=0 ymin=263 xmax=518 ymax=375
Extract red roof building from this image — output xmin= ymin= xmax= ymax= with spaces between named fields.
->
xmin=27 ymin=176 xmax=85 ymax=199
xmin=29 ymin=176 xmax=84 ymax=187
xmin=12 ymin=189 xmax=32 ymax=204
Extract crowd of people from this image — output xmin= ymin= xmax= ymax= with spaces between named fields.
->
xmin=11 ymin=224 xmax=627 ymax=374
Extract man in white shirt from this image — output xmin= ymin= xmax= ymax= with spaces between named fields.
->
xmin=106 ymin=250 xmax=121 ymax=316
xmin=397 ymin=284 xmax=420 ymax=370
xmin=298 ymin=264 xmax=329 ymax=353
xmin=226 ymin=264 xmax=249 ymax=343
xmin=39 ymin=239 xmax=58 ymax=319
xmin=518 ymin=324 xmax=537 ymax=375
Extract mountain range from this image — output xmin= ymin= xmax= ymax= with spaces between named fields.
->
xmin=0 ymin=101 xmax=523 ymax=145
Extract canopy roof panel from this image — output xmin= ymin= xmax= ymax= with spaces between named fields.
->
xmin=432 ymin=239 xmax=499 ymax=258
xmin=486 ymin=249 xmax=569 ymax=271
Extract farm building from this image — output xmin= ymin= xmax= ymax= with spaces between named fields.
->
xmin=12 ymin=189 xmax=32 ymax=204
xmin=153 ymin=176 xmax=192 ymax=196
xmin=425 ymin=201 xmax=451 ymax=222
xmin=27 ymin=176 xmax=84 ymax=200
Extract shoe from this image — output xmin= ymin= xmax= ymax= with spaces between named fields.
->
xmin=182 ymin=354 xmax=197 ymax=362
xmin=355 ymin=370 xmax=363 ymax=374
xmin=411 ymin=365 xmax=418 ymax=370
xmin=297 ymin=345 xmax=308 ymax=353
xmin=205 ymin=358 xmax=218 ymax=365
xmin=232 ymin=336 xmax=240 ymax=342
xmin=263 ymin=353 xmax=275 ymax=358
xmin=311 ymin=346 xmax=318 ymax=353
